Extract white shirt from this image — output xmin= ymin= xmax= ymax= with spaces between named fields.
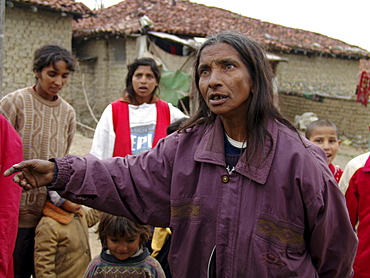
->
xmin=90 ymin=102 xmax=187 ymax=159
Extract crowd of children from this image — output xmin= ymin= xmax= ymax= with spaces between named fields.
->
xmin=1 ymin=38 xmax=370 ymax=278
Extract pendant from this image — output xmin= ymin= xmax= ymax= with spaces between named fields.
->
xmin=226 ymin=165 xmax=235 ymax=175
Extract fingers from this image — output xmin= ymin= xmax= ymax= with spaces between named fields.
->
xmin=12 ymin=172 xmax=24 ymax=183
xmin=3 ymin=164 xmax=22 ymax=177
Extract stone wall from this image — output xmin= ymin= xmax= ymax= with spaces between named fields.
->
xmin=276 ymin=53 xmax=359 ymax=97
xmin=279 ymin=92 xmax=370 ymax=148
xmin=3 ymin=6 xmax=72 ymax=96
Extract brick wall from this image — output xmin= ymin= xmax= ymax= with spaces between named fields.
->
xmin=279 ymin=93 xmax=370 ymax=147
xmin=3 ymin=6 xmax=72 ymax=96
xmin=276 ymin=53 xmax=359 ymax=97
xmin=70 ymin=37 xmax=138 ymax=132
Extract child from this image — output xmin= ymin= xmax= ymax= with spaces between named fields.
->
xmin=339 ymin=151 xmax=370 ymax=277
xmin=0 ymin=44 xmax=76 ymax=277
xmin=34 ymin=192 xmax=101 ymax=277
xmin=83 ymin=213 xmax=165 ymax=278
xmin=305 ymin=119 xmax=343 ymax=182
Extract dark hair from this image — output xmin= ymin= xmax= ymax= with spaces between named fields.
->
xmin=167 ymin=117 xmax=188 ymax=135
xmin=33 ymin=45 xmax=76 ymax=75
xmin=180 ymin=31 xmax=296 ymax=164
xmin=97 ymin=213 xmax=151 ymax=248
xmin=305 ymin=119 xmax=339 ymax=139
xmin=125 ymin=57 xmax=161 ymax=104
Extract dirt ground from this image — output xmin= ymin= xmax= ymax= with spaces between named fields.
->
xmin=69 ymin=131 xmax=369 ymax=258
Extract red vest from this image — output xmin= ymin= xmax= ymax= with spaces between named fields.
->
xmin=111 ymin=99 xmax=170 ymax=157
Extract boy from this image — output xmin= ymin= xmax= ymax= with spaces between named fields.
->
xmin=34 ymin=195 xmax=100 ymax=277
xmin=305 ymin=119 xmax=343 ymax=182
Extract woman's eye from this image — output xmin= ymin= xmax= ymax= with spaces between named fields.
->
xmin=199 ymin=69 xmax=209 ymax=76
xmin=225 ymin=64 xmax=235 ymax=70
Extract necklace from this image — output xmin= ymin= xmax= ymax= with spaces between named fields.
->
xmin=226 ymin=165 xmax=235 ymax=175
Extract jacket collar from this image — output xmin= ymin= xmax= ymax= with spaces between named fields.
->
xmin=43 ymin=201 xmax=74 ymax=225
xmin=194 ymin=116 xmax=277 ymax=184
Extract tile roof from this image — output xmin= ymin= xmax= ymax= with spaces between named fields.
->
xmin=10 ymin=0 xmax=93 ymax=17
xmin=73 ymin=0 xmax=370 ymax=59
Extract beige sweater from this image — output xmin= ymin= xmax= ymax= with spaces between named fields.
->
xmin=0 ymin=87 xmax=76 ymax=228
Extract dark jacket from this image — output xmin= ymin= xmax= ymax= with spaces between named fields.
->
xmin=51 ymin=116 xmax=357 ymax=277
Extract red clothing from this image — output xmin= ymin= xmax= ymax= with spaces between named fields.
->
xmin=356 ymin=71 xmax=370 ymax=107
xmin=111 ymin=99 xmax=170 ymax=157
xmin=329 ymin=163 xmax=343 ymax=183
xmin=0 ymin=115 xmax=23 ymax=278
xmin=344 ymin=154 xmax=370 ymax=278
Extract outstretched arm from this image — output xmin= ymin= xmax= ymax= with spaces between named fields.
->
xmin=3 ymin=159 xmax=55 ymax=190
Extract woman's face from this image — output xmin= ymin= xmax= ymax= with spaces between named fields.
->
xmin=34 ymin=60 xmax=71 ymax=100
xmin=197 ymin=42 xmax=253 ymax=121
xmin=132 ymin=65 xmax=158 ymax=104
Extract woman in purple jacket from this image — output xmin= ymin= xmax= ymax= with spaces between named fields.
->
xmin=5 ymin=32 xmax=357 ymax=277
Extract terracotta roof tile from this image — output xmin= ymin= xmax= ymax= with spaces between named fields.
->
xmin=12 ymin=0 xmax=93 ymax=16
xmin=72 ymin=0 xmax=370 ymax=59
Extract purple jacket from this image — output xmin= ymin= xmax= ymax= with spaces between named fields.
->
xmin=51 ymin=117 xmax=357 ymax=277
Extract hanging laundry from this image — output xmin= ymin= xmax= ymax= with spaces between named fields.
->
xmin=356 ymin=71 xmax=370 ymax=107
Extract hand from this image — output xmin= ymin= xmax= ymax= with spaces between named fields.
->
xmin=3 ymin=159 xmax=55 ymax=191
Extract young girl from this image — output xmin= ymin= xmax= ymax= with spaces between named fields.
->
xmin=0 ymin=44 xmax=76 ymax=277
xmin=90 ymin=57 xmax=187 ymax=159
xmin=83 ymin=213 xmax=165 ymax=278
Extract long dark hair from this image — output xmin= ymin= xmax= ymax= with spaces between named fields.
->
xmin=181 ymin=31 xmax=296 ymax=164
xmin=125 ymin=57 xmax=161 ymax=104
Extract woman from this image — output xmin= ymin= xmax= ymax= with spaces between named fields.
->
xmin=0 ymin=45 xmax=76 ymax=278
xmin=6 ymin=32 xmax=357 ymax=277
xmin=90 ymin=57 xmax=187 ymax=159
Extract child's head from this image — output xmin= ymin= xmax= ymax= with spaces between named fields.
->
xmin=305 ymin=119 xmax=341 ymax=164
xmin=97 ymin=213 xmax=151 ymax=261
xmin=33 ymin=45 xmax=76 ymax=100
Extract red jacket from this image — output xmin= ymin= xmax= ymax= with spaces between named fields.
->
xmin=0 ymin=114 xmax=23 ymax=278
xmin=341 ymin=152 xmax=370 ymax=278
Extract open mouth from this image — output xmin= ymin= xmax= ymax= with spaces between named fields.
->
xmin=211 ymin=95 xmax=227 ymax=100
xmin=209 ymin=93 xmax=228 ymax=105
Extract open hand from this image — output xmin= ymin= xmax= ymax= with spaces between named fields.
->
xmin=4 ymin=159 xmax=55 ymax=191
